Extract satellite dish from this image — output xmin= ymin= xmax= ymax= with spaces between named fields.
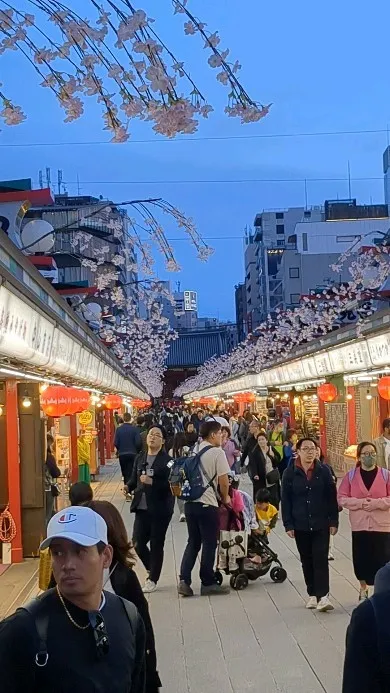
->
xmin=21 ymin=219 xmax=55 ymax=253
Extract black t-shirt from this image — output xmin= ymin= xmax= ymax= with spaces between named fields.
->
xmin=0 ymin=589 xmax=145 ymax=693
xmin=360 ymin=467 xmax=378 ymax=491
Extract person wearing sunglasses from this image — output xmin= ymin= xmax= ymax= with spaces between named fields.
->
xmin=338 ymin=441 xmax=390 ymax=601
xmin=128 ymin=425 xmax=174 ymax=594
xmin=281 ymin=437 xmax=339 ymax=612
xmin=0 ymin=506 xmax=146 ymax=693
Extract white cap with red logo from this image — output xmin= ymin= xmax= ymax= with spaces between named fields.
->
xmin=40 ymin=506 xmax=108 ymax=550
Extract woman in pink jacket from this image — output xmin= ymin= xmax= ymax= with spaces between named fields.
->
xmin=338 ymin=441 xmax=390 ymax=601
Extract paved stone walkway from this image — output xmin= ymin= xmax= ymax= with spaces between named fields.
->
xmin=0 ymin=461 xmax=360 ymax=692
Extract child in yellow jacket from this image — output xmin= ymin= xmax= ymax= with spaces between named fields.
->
xmin=255 ymin=488 xmax=278 ymax=534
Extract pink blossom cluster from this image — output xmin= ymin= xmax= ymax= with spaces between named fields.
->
xmin=0 ymin=2 xmax=269 ymax=139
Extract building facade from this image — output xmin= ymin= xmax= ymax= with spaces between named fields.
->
xmin=235 ymin=282 xmax=247 ymax=342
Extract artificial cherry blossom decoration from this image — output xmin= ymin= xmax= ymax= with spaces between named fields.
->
xmin=0 ymin=2 xmax=270 ymax=139
xmin=175 ymin=239 xmax=390 ymax=397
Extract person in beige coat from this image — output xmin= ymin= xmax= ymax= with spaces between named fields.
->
xmin=373 ymin=418 xmax=390 ymax=469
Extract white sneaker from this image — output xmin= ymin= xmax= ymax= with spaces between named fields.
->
xmin=142 ymin=579 xmax=157 ymax=594
xmin=179 ymin=513 xmax=186 ymax=523
xmin=359 ymin=588 xmax=369 ymax=601
xmin=306 ymin=596 xmax=318 ymax=609
xmin=317 ymin=595 xmax=334 ymax=612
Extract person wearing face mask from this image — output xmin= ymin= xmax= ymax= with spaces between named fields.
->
xmin=338 ymin=441 xmax=390 ymax=601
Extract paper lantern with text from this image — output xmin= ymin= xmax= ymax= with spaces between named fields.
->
xmin=40 ymin=386 xmax=71 ymax=417
xmin=131 ymin=399 xmax=150 ymax=409
xmin=104 ymin=394 xmax=123 ymax=410
xmin=378 ymin=376 xmax=390 ymax=400
xmin=65 ymin=389 xmax=91 ymax=415
xmin=233 ymin=392 xmax=256 ymax=403
xmin=317 ymin=383 xmax=338 ymax=403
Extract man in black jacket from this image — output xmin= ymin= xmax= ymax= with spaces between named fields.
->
xmin=114 ymin=413 xmax=142 ymax=486
xmin=0 ymin=506 xmax=145 ymax=693
xmin=343 ymin=592 xmax=390 ymax=692
xmin=281 ymin=437 xmax=339 ymax=612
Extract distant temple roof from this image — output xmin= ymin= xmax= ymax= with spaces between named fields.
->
xmin=166 ymin=330 xmax=228 ymax=368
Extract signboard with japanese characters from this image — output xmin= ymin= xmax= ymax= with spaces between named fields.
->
xmin=367 ymin=333 xmax=390 ymax=366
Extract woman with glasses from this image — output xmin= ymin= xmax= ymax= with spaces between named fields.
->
xmin=338 ymin=441 xmax=390 ymax=601
xmin=281 ymin=438 xmax=339 ymax=612
xmin=128 ymin=426 xmax=174 ymax=594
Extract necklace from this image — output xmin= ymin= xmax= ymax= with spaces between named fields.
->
xmin=56 ymin=586 xmax=90 ymax=630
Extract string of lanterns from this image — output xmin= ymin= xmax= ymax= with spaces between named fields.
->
xmin=40 ymin=386 xmax=150 ymax=417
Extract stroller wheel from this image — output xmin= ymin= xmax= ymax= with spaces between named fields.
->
xmin=214 ymin=570 xmax=223 ymax=586
xmin=230 ymin=573 xmax=249 ymax=590
xmin=270 ymin=566 xmax=287 ymax=583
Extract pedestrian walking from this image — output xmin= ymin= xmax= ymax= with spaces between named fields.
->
xmin=241 ymin=419 xmax=262 ymax=468
xmin=373 ymin=418 xmax=390 ymax=469
xmin=44 ymin=434 xmax=61 ymax=527
xmin=128 ymin=426 xmax=174 ymax=594
xmin=256 ymin=432 xmax=281 ymax=509
xmin=178 ymin=420 xmax=231 ymax=597
xmin=338 ymin=441 xmax=390 ymax=601
xmin=0 ymin=506 xmax=145 ymax=693
xmin=69 ymin=481 xmax=93 ymax=506
xmin=221 ymin=426 xmax=241 ymax=473
xmin=184 ymin=421 xmax=198 ymax=449
xmin=114 ymin=413 xmax=142 ymax=488
xmin=281 ymin=437 xmax=339 ymax=612
xmin=279 ymin=429 xmax=297 ymax=477
xmin=89 ymin=501 xmax=161 ymax=693
xmin=169 ymin=432 xmax=190 ymax=522
xmin=269 ymin=421 xmax=284 ymax=458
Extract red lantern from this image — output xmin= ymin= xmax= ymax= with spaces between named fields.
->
xmin=40 ymin=386 xmax=71 ymax=417
xmin=131 ymin=399 xmax=150 ymax=409
xmin=104 ymin=394 xmax=123 ymax=410
xmin=317 ymin=383 xmax=338 ymax=402
xmin=378 ymin=376 xmax=390 ymax=400
xmin=233 ymin=392 xmax=256 ymax=404
xmin=65 ymin=389 xmax=91 ymax=415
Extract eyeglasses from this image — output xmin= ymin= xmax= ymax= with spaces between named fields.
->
xmin=89 ymin=611 xmax=109 ymax=659
xmin=300 ymin=447 xmax=316 ymax=452
xmin=362 ymin=452 xmax=377 ymax=458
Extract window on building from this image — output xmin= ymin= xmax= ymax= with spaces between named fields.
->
xmin=289 ymin=267 xmax=300 ymax=279
xmin=304 ymin=210 xmax=311 ymax=218
xmin=247 ymin=297 xmax=252 ymax=306
xmin=290 ymin=293 xmax=301 ymax=305
xmin=276 ymin=212 xmax=284 ymax=220
xmin=302 ymin=233 xmax=308 ymax=251
xmin=276 ymin=224 xmax=285 ymax=234
xmin=336 ymin=235 xmax=361 ymax=243
xmin=247 ymin=284 xmax=251 ymax=292
xmin=277 ymin=240 xmax=285 ymax=247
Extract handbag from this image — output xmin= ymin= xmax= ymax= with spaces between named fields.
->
xmin=50 ymin=483 xmax=60 ymax=498
xmin=266 ymin=468 xmax=280 ymax=485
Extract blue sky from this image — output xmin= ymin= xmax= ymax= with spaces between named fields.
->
xmin=1 ymin=0 xmax=390 ymax=319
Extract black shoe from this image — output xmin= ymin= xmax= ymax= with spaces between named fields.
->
xmin=200 ymin=583 xmax=230 ymax=596
xmin=178 ymin=580 xmax=194 ymax=597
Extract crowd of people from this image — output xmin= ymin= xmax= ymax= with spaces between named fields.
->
xmin=3 ymin=406 xmax=390 ymax=691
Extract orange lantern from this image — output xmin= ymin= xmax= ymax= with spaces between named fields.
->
xmin=131 ymin=399 xmax=150 ymax=409
xmin=65 ymin=389 xmax=91 ymax=415
xmin=378 ymin=376 xmax=390 ymax=400
xmin=40 ymin=386 xmax=71 ymax=417
xmin=233 ymin=392 xmax=256 ymax=403
xmin=104 ymin=394 xmax=123 ymax=410
xmin=317 ymin=383 xmax=338 ymax=402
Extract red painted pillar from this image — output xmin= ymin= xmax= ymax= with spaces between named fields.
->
xmin=318 ymin=397 xmax=327 ymax=456
xmin=379 ymin=394 xmax=390 ymax=426
xmin=347 ymin=386 xmax=357 ymax=446
xmin=5 ymin=380 xmax=23 ymax=563
xmin=104 ymin=411 xmax=111 ymax=461
xmin=69 ymin=415 xmax=78 ymax=484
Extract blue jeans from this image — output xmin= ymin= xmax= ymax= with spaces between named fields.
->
xmin=180 ymin=503 xmax=219 ymax=586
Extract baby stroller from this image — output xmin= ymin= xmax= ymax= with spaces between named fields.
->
xmin=215 ymin=505 xmax=287 ymax=591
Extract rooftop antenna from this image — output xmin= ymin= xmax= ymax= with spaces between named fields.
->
xmin=57 ymin=169 xmax=63 ymax=195
xmin=38 ymin=170 xmax=43 ymax=189
xmin=176 ymin=281 xmax=181 ymax=292
xmin=304 ymin=179 xmax=308 ymax=209
xmin=347 ymin=161 xmax=352 ymax=199
xmin=76 ymin=173 xmax=81 ymax=195
xmin=45 ymin=167 xmax=51 ymax=190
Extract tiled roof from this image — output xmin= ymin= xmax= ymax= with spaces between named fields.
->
xmin=166 ymin=330 xmax=228 ymax=368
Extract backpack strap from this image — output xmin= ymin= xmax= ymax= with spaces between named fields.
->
xmin=20 ymin=598 xmax=50 ymax=668
xmin=119 ymin=596 xmax=138 ymax=637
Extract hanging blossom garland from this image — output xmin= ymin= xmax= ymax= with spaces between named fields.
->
xmin=175 ymin=240 xmax=390 ymax=396
xmin=0 ymin=2 xmax=270 ymax=139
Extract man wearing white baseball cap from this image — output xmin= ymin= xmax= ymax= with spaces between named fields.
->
xmin=0 ymin=506 xmax=146 ymax=693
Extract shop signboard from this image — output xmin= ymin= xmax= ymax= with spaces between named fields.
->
xmin=79 ymin=410 xmax=93 ymax=427
xmin=77 ymin=348 xmax=91 ymax=382
xmin=314 ymin=352 xmax=333 ymax=376
xmin=67 ymin=342 xmax=82 ymax=376
xmin=49 ymin=329 xmax=74 ymax=374
xmin=301 ymin=357 xmax=318 ymax=380
xmin=339 ymin=341 xmax=371 ymax=372
xmin=283 ymin=360 xmax=305 ymax=383
xmin=367 ymin=333 xmax=390 ymax=367
xmin=0 ymin=286 xmax=54 ymax=365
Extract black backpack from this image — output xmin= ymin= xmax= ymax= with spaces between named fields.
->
xmin=19 ymin=591 xmax=139 ymax=669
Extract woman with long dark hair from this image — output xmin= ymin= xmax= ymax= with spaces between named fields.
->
xmin=169 ymin=431 xmax=190 ymax=522
xmin=88 ymin=500 xmax=161 ymax=693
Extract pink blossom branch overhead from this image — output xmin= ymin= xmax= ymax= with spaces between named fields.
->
xmin=0 ymin=2 xmax=270 ymax=139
